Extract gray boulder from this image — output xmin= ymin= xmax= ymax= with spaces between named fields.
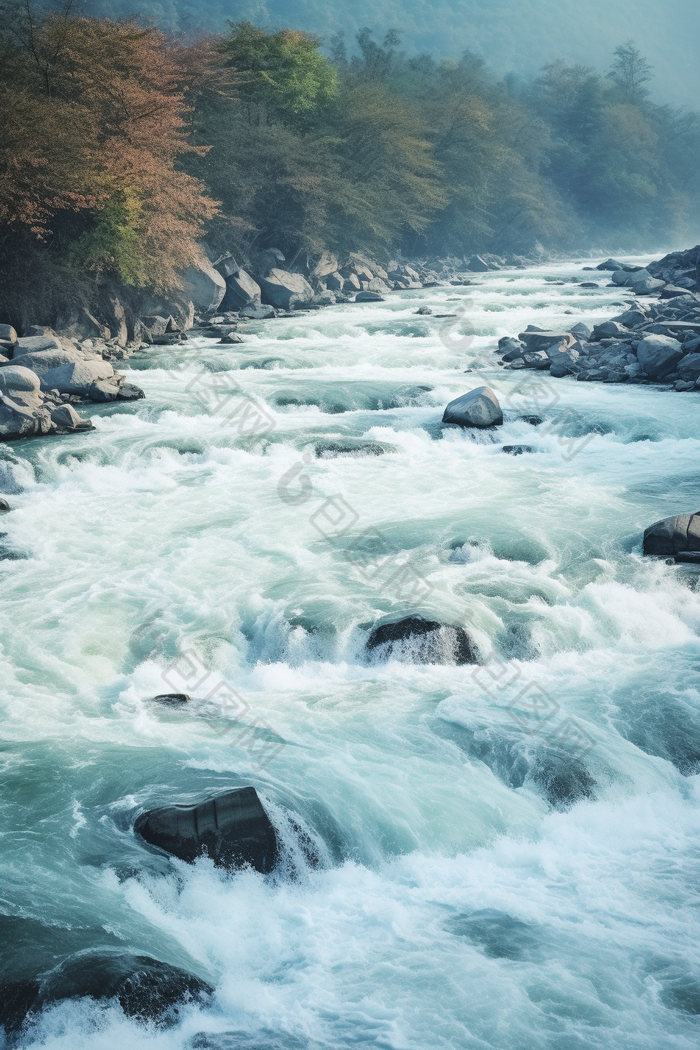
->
xmin=39 ymin=359 xmax=115 ymax=396
xmin=0 ymin=393 xmax=51 ymax=437
xmin=9 ymin=348 xmax=82 ymax=377
xmin=13 ymin=335 xmax=62 ymax=356
xmin=355 ymin=290 xmax=384 ymax=302
xmin=181 ymin=254 xmax=226 ymax=315
xmin=312 ymin=251 xmax=339 ymax=280
xmin=0 ymin=323 xmax=17 ymax=342
xmin=221 ymin=268 xmax=261 ymax=311
xmin=50 ymin=403 xmax=87 ymax=429
xmin=643 ymin=511 xmax=700 ymax=555
xmin=135 ymin=786 xmax=278 ymax=872
xmin=260 ymin=268 xmax=314 ymax=310
xmin=344 ymin=273 xmax=362 ymax=292
xmin=522 ymin=350 xmax=552 ymax=369
xmin=596 ymin=258 xmax=626 ymax=271
xmin=678 ymin=354 xmax=700 ymax=382
xmin=636 ymin=334 xmax=683 ymax=378
xmin=0 ymin=365 xmax=42 ymax=394
xmin=325 ymin=272 xmax=344 ymax=291
xmin=568 ymin=322 xmax=591 ymax=340
xmin=442 ymin=386 xmax=503 ymax=428
xmin=239 ymin=303 xmax=275 ymax=320
xmin=519 ymin=330 xmax=574 ymax=352
xmin=628 ymin=271 xmax=666 ymax=295
xmin=466 ymin=255 xmax=490 ymax=272
xmin=592 ymin=321 xmax=628 ymax=340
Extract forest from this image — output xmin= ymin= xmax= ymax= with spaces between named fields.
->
xmin=1 ymin=0 xmax=699 ymax=318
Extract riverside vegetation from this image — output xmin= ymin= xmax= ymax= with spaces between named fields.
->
xmin=1 ymin=2 xmax=700 ymax=336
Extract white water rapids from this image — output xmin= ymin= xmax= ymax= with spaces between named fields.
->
xmin=1 ymin=258 xmax=700 ymax=1049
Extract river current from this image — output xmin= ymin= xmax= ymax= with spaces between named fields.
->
xmin=1 ymin=257 xmax=700 ymax=1049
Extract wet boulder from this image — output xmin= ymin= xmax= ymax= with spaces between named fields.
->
xmin=0 ymin=393 xmax=51 ymax=437
xmin=355 ymin=290 xmax=384 ymax=302
xmin=50 ymin=404 xmax=91 ymax=430
xmin=636 ymin=334 xmax=684 ymax=378
xmin=260 ymin=269 xmax=314 ymax=310
xmin=643 ymin=511 xmax=700 ymax=555
xmin=366 ymin=616 xmax=478 ymax=665
xmin=135 ymin=786 xmax=278 ymax=873
xmin=0 ymin=323 xmax=17 ymax=343
xmin=591 ymin=321 xmax=628 ymax=340
xmin=239 ymin=303 xmax=275 ymax=320
xmin=596 ymin=258 xmax=626 ymax=271
xmin=443 ymin=386 xmax=503 ymax=428
xmin=0 ymin=950 xmax=212 ymax=1032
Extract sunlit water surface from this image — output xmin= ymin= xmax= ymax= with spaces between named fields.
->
xmin=2 ymin=258 xmax=700 ymax=1049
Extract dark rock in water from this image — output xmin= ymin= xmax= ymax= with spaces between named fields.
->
xmin=354 ymin=290 xmax=384 ymax=302
xmin=415 ymin=306 xmax=432 ymax=315
xmin=366 ymin=616 xmax=478 ymax=665
xmin=579 ymin=282 xmax=599 ymax=289
xmin=314 ymin=440 xmax=388 ymax=458
xmin=530 ymin=754 xmax=596 ymax=809
xmin=0 ymin=950 xmax=212 ymax=1032
xmin=117 ymin=382 xmax=145 ymax=401
xmin=502 ymin=445 xmax=534 ymax=455
xmin=520 ymin=414 xmax=543 ymax=426
xmin=151 ymin=693 xmax=190 ymax=705
xmin=135 ymin=786 xmax=278 ymax=872
xmin=643 ymin=511 xmax=700 ymax=555
xmin=447 ymin=910 xmax=536 ymax=961
xmin=0 ymin=497 xmax=10 ymax=511
xmin=442 ymin=386 xmax=503 ymax=428
xmin=674 ymin=552 xmax=700 ymax=564
xmin=240 ymin=304 xmax=275 ymax=320
xmin=596 ymin=257 xmax=626 ymax=271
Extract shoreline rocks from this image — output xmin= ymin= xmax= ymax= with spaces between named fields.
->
xmin=0 ymin=324 xmax=145 ymax=440
xmin=494 ymin=245 xmax=700 ymax=391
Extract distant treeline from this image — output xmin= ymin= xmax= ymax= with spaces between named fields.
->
xmin=1 ymin=1 xmax=699 ymax=312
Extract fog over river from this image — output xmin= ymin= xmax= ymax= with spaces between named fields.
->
xmin=2 ymin=259 xmax=700 ymax=1049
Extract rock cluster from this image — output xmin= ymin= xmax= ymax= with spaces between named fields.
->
xmin=0 ymin=325 xmax=144 ymax=439
xmin=495 ymin=246 xmax=700 ymax=390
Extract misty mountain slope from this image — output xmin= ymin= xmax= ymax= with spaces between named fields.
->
xmin=85 ymin=0 xmax=700 ymax=107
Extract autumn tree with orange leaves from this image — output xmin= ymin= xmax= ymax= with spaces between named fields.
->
xmin=0 ymin=0 xmax=216 ymax=297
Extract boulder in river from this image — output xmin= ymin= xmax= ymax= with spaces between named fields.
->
xmin=240 ymin=303 xmax=275 ymax=320
xmin=366 ymin=616 xmax=478 ymax=665
xmin=355 ymin=290 xmax=385 ymax=302
xmin=135 ymin=786 xmax=278 ymax=872
xmin=643 ymin=511 xmax=700 ymax=555
xmin=0 ymin=949 xmax=212 ymax=1032
xmin=466 ymin=255 xmax=490 ymax=272
xmin=636 ymin=334 xmax=683 ymax=378
xmin=443 ymin=386 xmax=503 ymax=428
xmin=260 ymin=269 xmax=314 ymax=310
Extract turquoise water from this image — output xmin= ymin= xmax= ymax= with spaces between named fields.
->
xmin=2 ymin=259 xmax=700 ymax=1048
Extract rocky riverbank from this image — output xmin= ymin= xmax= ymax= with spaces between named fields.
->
xmin=492 ymin=245 xmax=700 ymax=389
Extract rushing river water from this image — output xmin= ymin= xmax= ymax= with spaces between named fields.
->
xmin=2 ymin=258 xmax=700 ymax=1049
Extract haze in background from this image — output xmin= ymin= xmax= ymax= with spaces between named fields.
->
xmin=86 ymin=0 xmax=700 ymax=108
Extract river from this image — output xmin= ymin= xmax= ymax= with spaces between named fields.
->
xmin=1 ymin=257 xmax=699 ymax=1049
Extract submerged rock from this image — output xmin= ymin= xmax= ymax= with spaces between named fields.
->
xmin=135 ymin=786 xmax=278 ymax=872
xmin=366 ymin=616 xmax=478 ymax=665
xmin=442 ymin=386 xmax=503 ymax=428
xmin=643 ymin=511 xmax=700 ymax=555
xmin=151 ymin=693 xmax=190 ymax=705
xmin=0 ymin=950 xmax=212 ymax=1033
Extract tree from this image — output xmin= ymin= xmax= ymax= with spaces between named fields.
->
xmin=607 ymin=41 xmax=653 ymax=106
xmin=221 ymin=21 xmax=338 ymax=127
